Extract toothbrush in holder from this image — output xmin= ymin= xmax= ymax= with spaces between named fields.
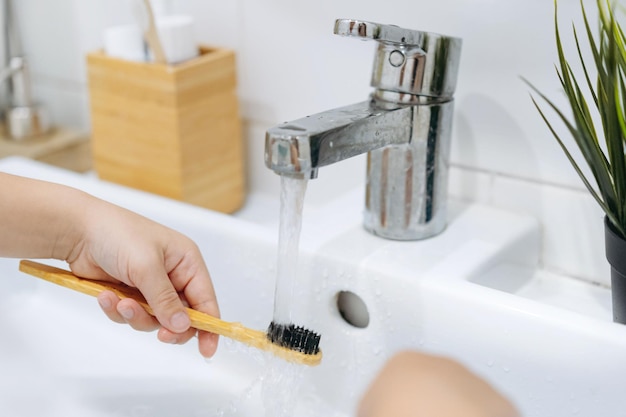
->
xmin=134 ymin=0 xmax=167 ymax=64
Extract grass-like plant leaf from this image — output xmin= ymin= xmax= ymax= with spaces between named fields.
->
xmin=526 ymin=0 xmax=626 ymax=237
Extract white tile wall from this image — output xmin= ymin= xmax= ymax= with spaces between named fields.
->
xmin=10 ymin=0 xmax=616 ymax=285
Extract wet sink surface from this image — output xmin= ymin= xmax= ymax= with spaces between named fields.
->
xmin=2 ymin=157 xmax=626 ymax=417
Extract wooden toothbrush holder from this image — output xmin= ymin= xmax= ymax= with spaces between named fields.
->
xmin=86 ymin=45 xmax=246 ymax=213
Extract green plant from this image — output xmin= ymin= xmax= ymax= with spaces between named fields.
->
xmin=526 ymin=0 xmax=626 ymax=237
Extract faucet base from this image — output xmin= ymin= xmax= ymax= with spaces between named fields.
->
xmin=6 ymin=104 xmax=51 ymax=140
xmin=363 ymin=100 xmax=453 ymax=240
xmin=363 ymin=211 xmax=447 ymax=241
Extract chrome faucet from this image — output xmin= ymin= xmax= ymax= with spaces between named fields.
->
xmin=0 ymin=0 xmax=50 ymax=140
xmin=265 ymin=19 xmax=462 ymax=240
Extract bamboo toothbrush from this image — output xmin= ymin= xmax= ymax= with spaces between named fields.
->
xmin=18 ymin=260 xmax=322 ymax=366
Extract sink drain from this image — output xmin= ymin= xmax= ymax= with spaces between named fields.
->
xmin=336 ymin=291 xmax=369 ymax=328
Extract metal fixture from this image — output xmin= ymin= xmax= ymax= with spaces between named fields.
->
xmin=0 ymin=0 xmax=50 ymax=140
xmin=265 ymin=19 xmax=462 ymax=240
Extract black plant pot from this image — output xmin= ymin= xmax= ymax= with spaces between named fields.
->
xmin=605 ymin=216 xmax=626 ymax=323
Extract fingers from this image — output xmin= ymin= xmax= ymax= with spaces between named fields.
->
xmin=98 ymin=291 xmax=196 ymax=343
xmin=97 ymin=256 xmax=219 ymax=358
xmin=157 ymin=326 xmax=197 ymax=345
xmin=97 ymin=291 xmax=160 ymax=331
xmin=197 ymin=331 xmax=220 ymax=357
xmin=168 ymin=244 xmax=220 ymax=318
xmin=97 ymin=291 xmax=125 ymax=323
xmin=98 ymin=291 xmax=202 ymax=347
xmin=168 ymin=245 xmax=220 ymax=357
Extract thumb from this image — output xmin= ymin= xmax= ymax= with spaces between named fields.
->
xmin=133 ymin=264 xmax=190 ymax=333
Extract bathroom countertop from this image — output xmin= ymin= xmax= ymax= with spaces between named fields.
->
xmin=0 ymin=126 xmax=91 ymax=173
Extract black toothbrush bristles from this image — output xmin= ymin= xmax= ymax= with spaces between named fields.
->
xmin=267 ymin=321 xmax=321 ymax=355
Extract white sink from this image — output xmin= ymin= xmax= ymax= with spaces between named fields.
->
xmin=1 ymin=156 xmax=625 ymax=417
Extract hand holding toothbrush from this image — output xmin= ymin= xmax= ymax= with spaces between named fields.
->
xmin=0 ymin=172 xmax=220 ymax=357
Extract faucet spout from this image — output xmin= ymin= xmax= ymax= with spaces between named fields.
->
xmin=265 ymin=99 xmax=413 ymax=178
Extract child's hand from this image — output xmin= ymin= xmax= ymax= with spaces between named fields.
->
xmin=1 ymin=173 xmax=219 ymax=357
xmin=67 ymin=198 xmax=220 ymax=357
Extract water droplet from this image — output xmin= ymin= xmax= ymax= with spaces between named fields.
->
xmin=486 ymin=360 xmax=494 ymax=368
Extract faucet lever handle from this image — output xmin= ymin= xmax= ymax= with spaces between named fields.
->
xmin=333 ymin=19 xmax=462 ymax=99
xmin=334 ymin=19 xmax=426 ymax=48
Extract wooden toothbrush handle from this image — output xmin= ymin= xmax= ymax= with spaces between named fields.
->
xmin=141 ymin=0 xmax=167 ymax=64
xmin=18 ymin=260 xmax=265 ymax=343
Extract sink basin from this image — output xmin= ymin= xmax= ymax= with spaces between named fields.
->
xmin=1 ymin=156 xmax=626 ymax=416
